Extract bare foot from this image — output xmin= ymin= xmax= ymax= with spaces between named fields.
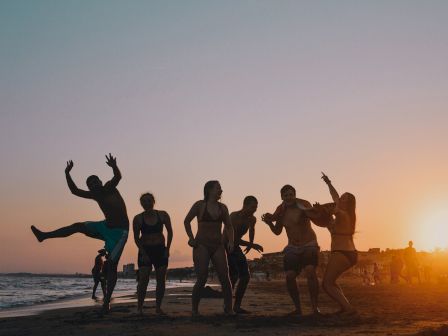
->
xmin=340 ymin=308 xmax=358 ymax=316
xmin=102 ymin=302 xmax=111 ymax=314
xmin=224 ymin=308 xmax=236 ymax=317
xmin=234 ymin=307 xmax=251 ymax=314
xmin=312 ymin=308 xmax=323 ymax=316
xmin=285 ymin=309 xmax=303 ymax=317
xmin=31 ymin=226 xmax=45 ymax=242
xmin=156 ymin=308 xmax=166 ymax=315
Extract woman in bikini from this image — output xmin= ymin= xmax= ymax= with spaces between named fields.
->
xmin=304 ymin=173 xmax=358 ymax=315
xmin=184 ymin=180 xmax=234 ymax=316
xmin=133 ymin=193 xmax=173 ymax=315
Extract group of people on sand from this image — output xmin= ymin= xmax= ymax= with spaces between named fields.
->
xmin=31 ymin=154 xmax=358 ymax=318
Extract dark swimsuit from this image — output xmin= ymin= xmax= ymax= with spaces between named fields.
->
xmin=138 ymin=211 xmax=168 ymax=270
xmin=331 ymin=231 xmax=358 ymax=266
xmin=196 ymin=202 xmax=224 ymax=255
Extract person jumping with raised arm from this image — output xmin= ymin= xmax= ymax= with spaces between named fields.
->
xmin=31 ymin=154 xmax=129 ymax=313
xmin=226 ymin=196 xmax=263 ymax=314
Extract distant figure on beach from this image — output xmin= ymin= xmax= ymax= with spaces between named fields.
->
xmin=133 ymin=192 xmax=173 ymax=315
xmin=403 ymin=241 xmax=421 ymax=284
xmin=262 ymin=185 xmax=320 ymax=317
xmin=184 ymin=181 xmax=234 ymax=317
xmin=225 ymin=196 xmax=263 ymax=314
xmin=302 ymin=173 xmax=358 ymax=316
xmin=91 ymin=249 xmax=107 ymax=299
xmin=31 ymin=154 xmax=129 ymax=313
xmin=373 ymin=263 xmax=381 ymax=285
xmin=390 ymin=254 xmax=404 ymax=284
xmin=362 ymin=268 xmax=371 ymax=286
xmin=423 ymin=264 xmax=432 ymax=284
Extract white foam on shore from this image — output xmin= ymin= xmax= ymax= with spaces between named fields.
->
xmin=0 ymin=280 xmax=194 ymax=318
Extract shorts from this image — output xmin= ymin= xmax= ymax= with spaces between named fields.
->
xmin=138 ymin=244 xmax=168 ymax=270
xmin=227 ymin=246 xmax=250 ymax=284
xmin=283 ymin=244 xmax=319 ymax=273
xmin=85 ymin=220 xmax=128 ymax=263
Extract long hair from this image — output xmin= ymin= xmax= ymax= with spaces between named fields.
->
xmin=203 ymin=180 xmax=219 ymax=201
xmin=342 ymin=192 xmax=356 ymax=232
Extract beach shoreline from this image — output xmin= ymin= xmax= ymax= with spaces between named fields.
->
xmin=0 ymin=279 xmax=194 ymax=319
xmin=1 ymin=279 xmax=448 ymax=335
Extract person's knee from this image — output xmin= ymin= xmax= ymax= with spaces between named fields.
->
xmin=322 ymin=277 xmax=333 ymax=291
xmin=72 ymin=222 xmax=86 ymax=231
xmin=195 ymin=274 xmax=208 ymax=287
xmin=139 ymin=268 xmax=150 ymax=282
xmin=285 ymin=271 xmax=297 ymax=282
xmin=240 ymin=274 xmax=250 ymax=284
xmin=303 ymin=266 xmax=317 ymax=279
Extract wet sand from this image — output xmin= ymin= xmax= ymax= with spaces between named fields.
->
xmin=1 ymin=279 xmax=448 ymax=336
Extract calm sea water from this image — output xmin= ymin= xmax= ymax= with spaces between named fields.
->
xmin=0 ymin=275 xmax=189 ymax=310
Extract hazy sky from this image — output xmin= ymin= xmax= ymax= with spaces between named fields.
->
xmin=1 ymin=1 xmax=447 ymax=273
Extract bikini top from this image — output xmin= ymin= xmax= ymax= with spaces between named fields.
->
xmin=199 ymin=202 xmax=224 ymax=223
xmin=141 ymin=211 xmax=163 ymax=235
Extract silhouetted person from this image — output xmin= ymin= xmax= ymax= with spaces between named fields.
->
xmin=390 ymin=254 xmax=404 ymax=284
xmin=133 ymin=193 xmax=173 ymax=315
xmin=262 ymin=185 xmax=320 ymax=317
xmin=362 ymin=268 xmax=370 ymax=285
xmin=423 ymin=264 xmax=432 ymax=283
xmin=225 ymin=196 xmax=263 ymax=314
xmin=302 ymin=173 xmax=358 ymax=316
xmin=92 ymin=249 xmax=107 ymax=299
xmin=184 ymin=180 xmax=234 ymax=317
xmin=31 ymin=154 xmax=129 ymax=313
xmin=373 ymin=263 xmax=381 ymax=285
xmin=403 ymin=241 xmax=421 ymax=284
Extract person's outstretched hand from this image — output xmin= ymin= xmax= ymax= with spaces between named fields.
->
xmin=65 ymin=160 xmax=74 ymax=174
xmin=105 ymin=153 xmax=117 ymax=167
xmin=321 ymin=172 xmax=331 ymax=184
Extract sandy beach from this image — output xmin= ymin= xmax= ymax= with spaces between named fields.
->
xmin=1 ymin=278 xmax=448 ymax=336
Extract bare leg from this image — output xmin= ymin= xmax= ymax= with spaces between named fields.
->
xmin=100 ymin=278 xmax=106 ymax=298
xmin=31 ymin=223 xmax=99 ymax=242
xmin=103 ymin=261 xmax=118 ymax=313
xmin=155 ymin=266 xmax=167 ymax=314
xmin=92 ymin=279 xmax=100 ymax=299
xmin=322 ymin=253 xmax=355 ymax=313
xmin=211 ymin=246 xmax=233 ymax=314
xmin=234 ymin=273 xmax=250 ymax=312
xmin=137 ymin=267 xmax=150 ymax=315
xmin=285 ymin=270 xmax=302 ymax=315
xmin=192 ymin=245 xmax=210 ymax=316
xmin=303 ymin=265 xmax=320 ymax=314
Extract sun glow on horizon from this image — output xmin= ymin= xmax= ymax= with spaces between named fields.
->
xmin=412 ymin=204 xmax=448 ymax=252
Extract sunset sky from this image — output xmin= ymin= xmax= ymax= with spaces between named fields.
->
xmin=1 ymin=1 xmax=447 ymax=273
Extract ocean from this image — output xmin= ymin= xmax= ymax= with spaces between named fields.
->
xmin=0 ymin=275 xmax=192 ymax=317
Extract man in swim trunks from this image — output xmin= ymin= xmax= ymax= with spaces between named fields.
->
xmin=226 ymin=196 xmax=263 ymax=314
xmin=262 ymin=185 xmax=320 ymax=316
xmin=31 ymin=154 xmax=129 ymax=313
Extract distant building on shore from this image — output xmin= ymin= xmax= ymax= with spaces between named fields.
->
xmin=123 ymin=263 xmax=135 ymax=277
